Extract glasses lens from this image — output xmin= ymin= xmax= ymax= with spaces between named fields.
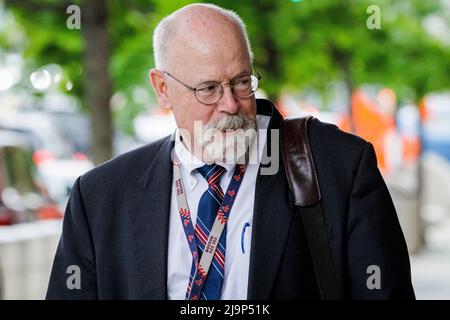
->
xmin=233 ymin=75 xmax=259 ymax=98
xmin=195 ymin=82 xmax=222 ymax=104
xmin=194 ymin=75 xmax=260 ymax=104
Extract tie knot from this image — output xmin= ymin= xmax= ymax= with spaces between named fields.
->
xmin=197 ymin=164 xmax=225 ymax=186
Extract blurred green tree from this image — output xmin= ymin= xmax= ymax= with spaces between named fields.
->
xmin=212 ymin=0 xmax=450 ymax=121
xmin=4 ymin=0 xmax=157 ymax=164
xmin=4 ymin=0 xmax=450 ymax=165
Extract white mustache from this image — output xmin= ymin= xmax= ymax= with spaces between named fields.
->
xmin=204 ymin=114 xmax=256 ymax=131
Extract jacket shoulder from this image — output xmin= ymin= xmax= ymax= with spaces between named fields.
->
xmin=307 ymin=117 xmax=371 ymax=182
xmin=308 ymin=118 xmax=368 ymax=162
xmin=80 ymin=135 xmax=172 ymax=189
xmin=308 ymin=117 xmax=367 ymax=152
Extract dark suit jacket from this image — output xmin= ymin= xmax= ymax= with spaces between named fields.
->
xmin=46 ymin=99 xmax=415 ymax=299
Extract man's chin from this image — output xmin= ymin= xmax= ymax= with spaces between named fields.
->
xmin=198 ymin=126 xmax=257 ymax=165
xmin=202 ymin=142 xmax=250 ymax=165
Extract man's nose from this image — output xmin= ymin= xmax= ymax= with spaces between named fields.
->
xmin=218 ymin=85 xmax=239 ymax=114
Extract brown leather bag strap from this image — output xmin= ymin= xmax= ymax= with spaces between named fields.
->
xmin=280 ymin=116 xmax=321 ymax=206
xmin=281 ymin=116 xmax=343 ymax=300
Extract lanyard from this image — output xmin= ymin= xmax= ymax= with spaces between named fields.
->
xmin=172 ymin=157 xmax=246 ymax=300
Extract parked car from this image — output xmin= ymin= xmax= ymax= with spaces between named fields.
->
xmin=0 ymin=131 xmax=62 ymax=225
xmin=38 ymin=159 xmax=93 ymax=209
xmin=44 ymin=111 xmax=91 ymax=156
xmin=0 ymin=111 xmax=95 ymax=209
xmin=422 ymin=93 xmax=450 ymax=162
xmin=0 ymin=111 xmax=74 ymax=160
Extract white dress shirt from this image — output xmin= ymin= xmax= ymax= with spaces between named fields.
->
xmin=167 ymin=114 xmax=270 ymax=300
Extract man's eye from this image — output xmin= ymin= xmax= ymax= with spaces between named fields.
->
xmin=236 ymin=78 xmax=250 ymax=85
xmin=234 ymin=77 xmax=251 ymax=89
xmin=198 ymin=84 xmax=219 ymax=92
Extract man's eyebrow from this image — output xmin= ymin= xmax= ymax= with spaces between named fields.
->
xmin=196 ymin=70 xmax=252 ymax=85
xmin=230 ymin=70 xmax=252 ymax=81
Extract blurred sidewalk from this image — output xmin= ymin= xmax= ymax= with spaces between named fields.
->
xmin=0 ymin=220 xmax=61 ymax=299
xmin=410 ymin=215 xmax=450 ymax=299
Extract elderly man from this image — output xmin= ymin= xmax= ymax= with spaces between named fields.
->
xmin=46 ymin=3 xmax=415 ymax=300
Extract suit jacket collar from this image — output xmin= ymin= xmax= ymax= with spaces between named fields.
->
xmin=246 ymin=99 xmax=296 ymax=299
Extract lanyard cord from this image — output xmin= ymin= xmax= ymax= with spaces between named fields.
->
xmin=172 ymin=157 xmax=246 ymax=300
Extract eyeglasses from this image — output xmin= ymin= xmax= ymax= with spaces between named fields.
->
xmin=163 ymin=70 xmax=261 ymax=105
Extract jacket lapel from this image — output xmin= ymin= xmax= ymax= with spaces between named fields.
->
xmin=132 ymin=135 xmax=174 ymax=299
xmin=247 ymin=101 xmax=295 ymax=299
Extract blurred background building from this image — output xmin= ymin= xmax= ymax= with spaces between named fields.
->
xmin=0 ymin=0 xmax=449 ymax=299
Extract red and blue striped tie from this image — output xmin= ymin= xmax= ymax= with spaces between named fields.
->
xmin=192 ymin=164 xmax=226 ymax=300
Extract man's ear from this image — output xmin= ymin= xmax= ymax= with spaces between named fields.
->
xmin=149 ymin=69 xmax=171 ymax=110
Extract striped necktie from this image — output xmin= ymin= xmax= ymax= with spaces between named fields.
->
xmin=193 ymin=164 xmax=226 ymax=300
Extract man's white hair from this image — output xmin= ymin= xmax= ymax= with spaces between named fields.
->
xmin=152 ymin=3 xmax=254 ymax=70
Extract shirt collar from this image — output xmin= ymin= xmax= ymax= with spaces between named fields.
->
xmin=174 ymin=129 xmax=236 ymax=175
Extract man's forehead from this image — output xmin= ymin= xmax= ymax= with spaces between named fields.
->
xmin=170 ymin=55 xmax=251 ymax=83
xmin=168 ymin=28 xmax=250 ymax=73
